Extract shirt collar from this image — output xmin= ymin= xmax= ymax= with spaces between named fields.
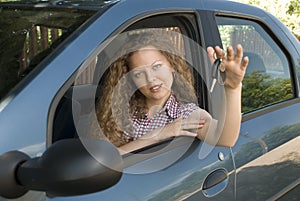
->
xmin=133 ymin=93 xmax=181 ymax=120
xmin=162 ymin=93 xmax=180 ymax=119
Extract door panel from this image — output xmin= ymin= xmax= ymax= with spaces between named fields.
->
xmin=216 ymin=15 xmax=300 ymax=200
xmin=46 ymin=140 xmax=234 ymax=201
xmin=49 ymin=11 xmax=235 ymax=201
xmin=235 ymin=103 xmax=300 ymax=200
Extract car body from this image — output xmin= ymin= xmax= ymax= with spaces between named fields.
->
xmin=0 ymin=0 xmax=300 ymax=200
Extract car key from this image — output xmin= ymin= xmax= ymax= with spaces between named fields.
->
xmin=210 ymin=58 xmax=222 ymax=93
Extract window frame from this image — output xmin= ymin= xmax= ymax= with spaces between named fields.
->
xmin=214 ymin=14 xmax=298 ymax=121
xmin=50 ymin=11 xmax=208 ymax=160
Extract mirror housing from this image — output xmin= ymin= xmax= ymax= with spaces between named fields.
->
xmin=0 ymin=138 xmax=123 ymax=198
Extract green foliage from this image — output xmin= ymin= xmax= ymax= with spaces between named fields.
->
xmin=287 ymin=0 xmax=300 ymax=15
xmin=235 ymin=0 xmax=300 ymax=38
xmin=242 ymin=71 xmax=293 ymax=113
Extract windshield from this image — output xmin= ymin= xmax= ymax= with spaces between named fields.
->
xmin=0 ymin=0 xmax=118 ymax=101
xmin=0 ymin=0 xmax=119 ymax=8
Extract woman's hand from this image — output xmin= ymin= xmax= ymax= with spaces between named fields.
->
xmin=119 ymin=113 xmax=207 ymax=155
xmin=141 ymin=114 xmax=206 ymax=142
xmin=207 ymin=44 xmax=249 ymax=90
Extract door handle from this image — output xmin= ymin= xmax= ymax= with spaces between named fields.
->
xmin=202 ymin=168 xmax=228 ymax=197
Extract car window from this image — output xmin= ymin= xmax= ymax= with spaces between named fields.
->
xmin=0 ymin=6 xmax=96 ymax=101
xmin=52 ymin=13 xmax=203 ymax=155
xmin=216 ymin=16 xmax=294 ymax=113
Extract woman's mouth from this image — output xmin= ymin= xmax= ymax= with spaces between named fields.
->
xmin=149 ymin=84 xmax=163 ymax=93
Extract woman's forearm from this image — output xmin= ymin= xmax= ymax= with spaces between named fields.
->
xmin=196 ymin=83 xmax=242 ymax=147
xmin=118 ymin=131 xmax=160 ymax=155
xmin=218 ymin=83 xmax=242 ymax=147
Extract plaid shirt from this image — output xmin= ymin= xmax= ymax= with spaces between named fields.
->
xmin=123 ymin=94 xmax=199 ymax=141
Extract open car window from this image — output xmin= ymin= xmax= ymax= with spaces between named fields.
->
xmin=51 ymin=13 xmax=212 ymax=160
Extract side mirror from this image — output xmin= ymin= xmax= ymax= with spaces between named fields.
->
xmin=0 ymin=138 xmax=123 ymax=199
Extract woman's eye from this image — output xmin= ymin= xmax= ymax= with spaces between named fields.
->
xmin=133 ymin=72 xmax=142 ymax=78
xmin=152 ymin=64 xmax=162 ymax=71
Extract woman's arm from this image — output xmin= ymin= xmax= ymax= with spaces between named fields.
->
xmin=202 ymin=44 xmax=248 ymax=147
xmin=118 ymin=115 xmax=205 ymax=155
xmin=194 ymin=85 xmax=242 ymax=147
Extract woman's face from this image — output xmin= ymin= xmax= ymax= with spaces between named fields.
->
xmin=128 ymin=46 xmax=174 ymax=107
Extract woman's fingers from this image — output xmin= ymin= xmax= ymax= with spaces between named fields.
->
xmin=165 ymin=114 xmax=207 ymax=138
xmin=179 ymin=130 xmax=198 ymax=138
xmin=180 ymin=119 xmax=206 ymax=130
xmin=207 ymin=46 xmax=215 ymax=63
xmin=234 ymin=44 xmax=244 ymax=61
xmin=241 ymin=55 xmax=249 ymax=69
xmin=214 ymin=46 xmax=225 ymax=59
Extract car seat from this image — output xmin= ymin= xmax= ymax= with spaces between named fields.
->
xmin=243 ymin=52 xmax=267 ymax=75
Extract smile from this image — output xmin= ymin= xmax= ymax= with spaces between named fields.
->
xmin=149 ymin=83 xmax=163 ymax=92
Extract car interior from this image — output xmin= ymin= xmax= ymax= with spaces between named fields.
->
xmin=51 ymin=13 xmax=210 ymax=148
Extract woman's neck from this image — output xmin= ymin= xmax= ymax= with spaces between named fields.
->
xmin=147 ymin=105 xmax=162 ymax=118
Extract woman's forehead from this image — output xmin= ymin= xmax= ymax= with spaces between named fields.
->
xmin=128 ymin=47 xmax=168 ymax=69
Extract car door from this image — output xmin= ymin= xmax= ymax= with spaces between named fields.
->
xmin=0 ymin=1 xmax=236 ymax=201
xmin=215 ymin=12 xmax=300 ymax=201
xmin=47 ymin=5 xmax=236 ymax=201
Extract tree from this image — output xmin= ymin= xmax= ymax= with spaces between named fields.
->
xmin=241 ymin=71 xmax=293 ymax=113
xmin=234 ymin=0 xmax=300 ymax=40
xmin=287 ymin=0 xmax=300 ymax=15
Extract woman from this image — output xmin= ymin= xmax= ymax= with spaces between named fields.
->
xmin=95 ymin=30 xmax=248 ymax=154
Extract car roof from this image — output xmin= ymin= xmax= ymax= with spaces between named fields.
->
xmin=0 ymin=0 xmax=274 ymax=24
xmin=0 ymin=0 xmax=120 ymax=10
xmin=0 ymin=0 xmax=264 ymax=13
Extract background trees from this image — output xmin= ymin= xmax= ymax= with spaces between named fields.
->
xmin=234 ymin=0 xmax=300 ymax=40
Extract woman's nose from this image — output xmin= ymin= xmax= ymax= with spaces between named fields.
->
xmin=145 ymin=69 xmax=156 ymax=83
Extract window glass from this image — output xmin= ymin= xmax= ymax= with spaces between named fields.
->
xmin=216 ymin=17 xmax=293 ymax=113
xmin=0 ymin=6 xmax=96 ymax=101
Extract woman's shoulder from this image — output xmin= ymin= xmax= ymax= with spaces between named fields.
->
xmin=178 ymin=101 xmax=201 ymax=119
xmin=179 ymin=101 xmax=199 ymax=111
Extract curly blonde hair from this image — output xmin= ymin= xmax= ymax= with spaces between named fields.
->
xmin=95 ymin=29 xmax=198 ymax=147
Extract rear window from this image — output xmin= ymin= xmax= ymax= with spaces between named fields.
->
xmin=0 ymin=5 xmax=96 ymax=101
